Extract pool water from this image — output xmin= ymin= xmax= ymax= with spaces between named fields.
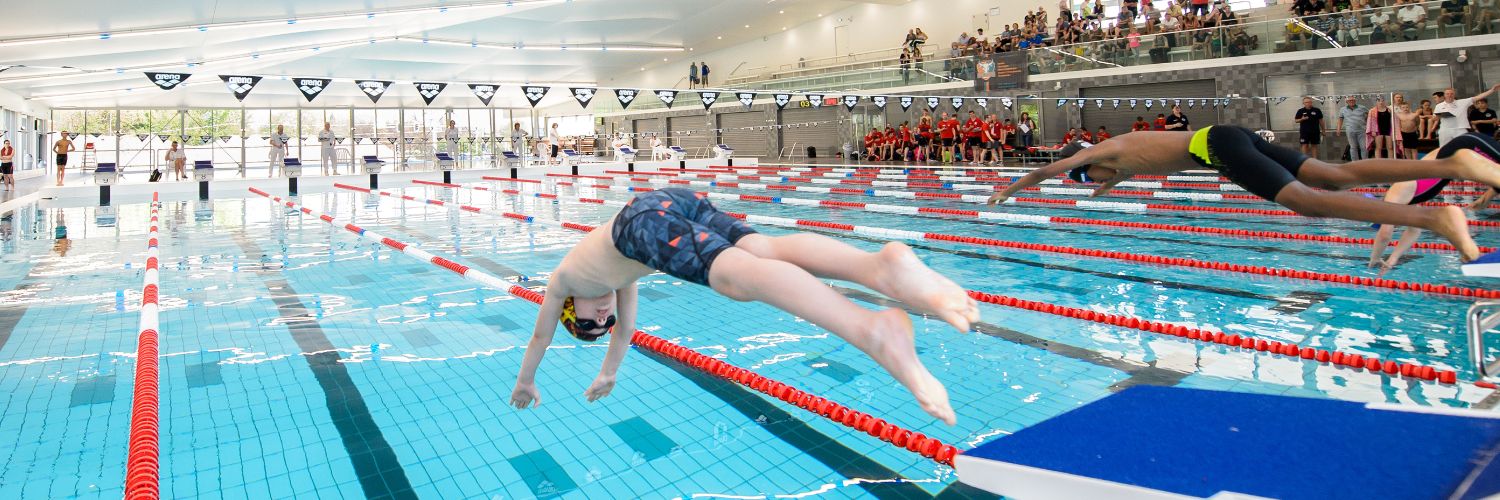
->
xmin=0 ymin=170 xmax=1495 ymax=499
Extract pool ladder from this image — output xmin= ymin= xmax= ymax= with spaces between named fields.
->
xmin=1469 ymin=300 xmax=1500 ymax=378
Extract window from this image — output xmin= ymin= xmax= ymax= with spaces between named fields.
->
xmin=1265 ymin=66 xmax=1450 ymax=131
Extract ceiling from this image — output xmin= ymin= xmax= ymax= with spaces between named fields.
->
xmin=0 ymin=0 xmax=879 ymax=109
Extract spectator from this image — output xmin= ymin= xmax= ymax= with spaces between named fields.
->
xmin=1293 ymin=0 xmax=1324 ymax=18
xmin=1126 ymin=27 xmax=1142 ymax=63
xmin=957 ymin=31 xmax=972 ymax=48
xmin=911 ymin=28 xmax=929 ymax=52
xmin=1058 ymin=0 xmax=1072 ymax=22
xmin=1334 ymin=8 xmax=1360 ymax=46
xmin=165 ymin=141 xmax=186 ymax=181
xmin=1435 ymin=85 xmax=1500 ymax=145
xmin=548 ymin=123 xmax=563 ymax=164
xmin=689 ymin=62 xmax=699 ymax=89
xmin=899 ymin=49 xmax=912 ymax=83
xmin=1017 ymin=113 xmax=1036 ymax=148
xmin=1062 ymin=127 xmax=1079 ymax=143
xmin=1471 ymin=98 xmax=1499 ymax=137
xmin=1366 ymin=98 xmax=1398 ymax=159
xmin=1149 ymin=28 xmax=1171 ymax=63
xmin=1336 ymin=96 xmax=1369 ymax=160
xmin=0 ymin=139 xmax=11 ymax=191
xmin=1397 ymin=1 xmax=1428 ymax=40
xmin=1438 ymin=0 xmax=1470 ymax=36
xmin=1123 ymin=0 xmax=1140 ymax=20
xmin=1417 ymin=99 xmax=1436 ymax=143
xmin=701 ymin=62 xmax=711 ymax=86
xmin=1153 ymin=113 xmax=1168 ymax=130
xmin=1189 ymin=0 xmax=1212 ymax=17
xmin=1078 ymin=127 xmax=1094 ymax=143
xmin=1096 ymin=126 xmax=1112 ymax=141
xmin=1475 ymin=0 xmax=1499 ymax=33
xmin=1370 ymin=7 xmax=1399 ymax=43
xmin=1396 ymin=98 xmax=1421 ymax=158
xmin=1165 ymin=104 xmax=1191 ymax=131
xmin=268 ymin=125 xmax=287 ymax=177
xmin=1294 ymin=97 xmax=1326 ymax=158
xmin=1132 ymin=116 xmax=1151 ymax=132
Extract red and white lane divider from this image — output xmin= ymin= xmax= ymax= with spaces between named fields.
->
xmin=125 ymin=193 xmax=162 ymax=500
xmin=556 ymin=173 xmax=1500 ymax=228
xmin=407 ymin=182 xmax=1472 ymax=387
xmin=480 ymin=180 xmax=1500 ymax=300
xmin=712 ymin=165 xmax=1497 ymax=190
xmin=250 ymin=186 xmax=962 ymax=466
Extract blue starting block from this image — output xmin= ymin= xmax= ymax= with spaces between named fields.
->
xmin=193 ymin=160 xmax=213 ymax=199
xmin=283 ymin=157 xmax=303 ymax=195
xmin=436 ymin=152 xmax=456 ymax=183
xmin=1463 ymin=250 xmax=1500 ymax=278
xmin=956 ymin=386 xmax=1500 ymax=500
xmin=362 ymin=155 xmax=384 ymax=188
xmin=94 ymin=163 xmax=119 ymax=206
xmin=714 ymin=143 xmax=735 ymax=164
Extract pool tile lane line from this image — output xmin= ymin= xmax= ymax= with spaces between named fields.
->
xmin=125 ymin=193 xmax=162 ymax=499
xmin=388 ymin=183 xmax=1474 ymax=387
xmin=250 ymin=187 xmax=964 ymax=468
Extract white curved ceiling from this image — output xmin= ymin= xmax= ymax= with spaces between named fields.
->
xmin=0 ymin=0 xmax=879 ymax=109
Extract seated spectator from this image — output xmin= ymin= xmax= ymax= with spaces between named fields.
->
xmin=1397 ymin=1 xmax=1428 ymax=40
xmin=1370 ymin=6 xmax=1395 ymax=40
xmin=1475 ymin=0 xmax=1500 ymax=33
xmin=1132 ymin=116 xmax=1151 ymax=132
xmin=1439 ymin=0 xmax=1471 ymax=35
xmin=1334 ymin=8 xmax=1361 ymax=46
xmin=1062 ymin=127 xmax=1079 ymax=143
xmin=1096 ymin=126 xmax=1112 ymax=142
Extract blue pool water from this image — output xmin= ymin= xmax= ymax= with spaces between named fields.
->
xmin=0 ymin=170 xmax=1495 ymax=499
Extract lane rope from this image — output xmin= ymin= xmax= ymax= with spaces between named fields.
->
xmin=125 ymin=193 xmax=162 ymax=500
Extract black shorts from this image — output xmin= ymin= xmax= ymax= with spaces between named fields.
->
xmin=611 ymin=188 xmax=757 ymax=287
xmin=0 ymin=163 xmax=11 ymax=175
xmin=56 ymin=154 xmax=68 ymax=166
xmin=1191 ymin=126 xmax=1310 ymax=201
xmin=1401 ymin=131 xmax=1420 ymax=146
xmin=1298 ymin=131 xmax=1321 ymax=145
xmin=966 ymin=137 xmax=981 ymax=147
xmin=941 ymin=137 xmax=955 ymax=147
xmin=916 ymin=136 xmax=930 ymax=146
xmin=1410 ymin=133 xmax=1500 ymax=204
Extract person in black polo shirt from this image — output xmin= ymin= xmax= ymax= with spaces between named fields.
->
xmin=1164 ymin=105 xmax=1190 ymax=132
xmin=1294 ymin=97 xmax=1325 ymax=158
xmin=1471 ymin=98 xmax=1499 ymax=137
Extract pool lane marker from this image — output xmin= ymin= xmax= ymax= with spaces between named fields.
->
xmin=259 ymin=186 xmax=963 ymax=467
xmin=575 ymin=171 xmax=1500 ymax=226
xmin=565 ymin=174 xmax=1488 ymax=254
xmin=397 ymin=182 xmax=1471 ymax=386
xmin=126 ymin=192 xmax=162 ymax=500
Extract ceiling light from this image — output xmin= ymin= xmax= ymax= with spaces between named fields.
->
xmin=1429 ymin=63 xmax=1449 ymax=67
xmin=717 ymin=36 xmax=723 ymax=40
xmin=744 ymin=25 xmax=750 ymax=28
xmin=779 ymin=10 xmax=784 ymax=13
xmin=1319 ymin=71 xmax=1336 ymax=74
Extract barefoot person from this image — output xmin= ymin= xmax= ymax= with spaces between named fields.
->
xmin=986 ymin=126 xmax=1500 ymax=262
xmin=510 ymin=188 xmax=979 ymax=425
xmin=53 ymin=131 xmax=76 ymax=186
xmin=165 ymin=141 xmax=187 ymax=181
xmin=1367 ymin=133 xmax=1500 ymax=272
xmin=0 ymin=140 xmax=14 ymax=191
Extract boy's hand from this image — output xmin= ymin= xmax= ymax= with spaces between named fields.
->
xmin=585 ymin=374 xmax=616 ymax=402
xmin=986 ymin=192 xmax=1008 ymax=205
xmin=511 ymin=381 xmax=541 ymax=409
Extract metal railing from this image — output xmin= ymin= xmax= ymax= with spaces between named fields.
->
xmin=1469 ymin=300 xmax=1500 ymax=378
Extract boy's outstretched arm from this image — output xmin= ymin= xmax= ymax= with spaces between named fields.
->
xmin=586 ymin=282 xmax=638 ymax=402
xmin=1090 ymin=174 xmax=1131 ymax=198
xmin=512 ymin=278 xmax=567 ymax=409
xmin=987 ymin=149 xmax=1096 ymax=204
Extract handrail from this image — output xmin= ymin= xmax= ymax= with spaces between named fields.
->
xmin=1468 ymin=300 xmax=1500 ymax=378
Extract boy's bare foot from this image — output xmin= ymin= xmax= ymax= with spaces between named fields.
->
xmin=862 ymin=308 xmax=956 ymax=425
xmin=1429 ymin=206 xmax=1481 ymax=262
xmin=874 ymin=242 xmax=979 ymax=332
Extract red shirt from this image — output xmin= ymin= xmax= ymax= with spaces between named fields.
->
xmin=1153 ymin=118 xmax=1166 ymax=131
xmin=918 ymin=123 xmax=932 ymax=136
xmin=964 ymin=118 xmax=985 ymax=138
xmin=884 ymin=129 xmax=899 ymax=144
xmin=865 ymin=132 xmax=881 ymax=147
xmin=901 ymin=127 xmax=913 ymax=143
xmin=1096 ymin=131 xmax=1112 ymax=141
xmin=1062 ymin=132 xmax=1077 ymax=143
xmin=939 ymin=119 xmax=959 ymax=139
xmin=1132 ymin=121 xmax=1150 ymax=132
xmin=989 ymin=121 xmax=1005 ymax=138
xmin=1079 ymin=131 xmax=1094 ymax=143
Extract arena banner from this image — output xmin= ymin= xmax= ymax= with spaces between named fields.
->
xmin=655 ymin=90 xmax=678 ymax=108
xmin=414 ymin=82 xmax=447 ymax=105
xmin=736 ymin=92 xmax=756 ymax=109
xmin=294 ymin=78 xmax=331 ymax=102
xmin=899 ymin=96 xmax=914 ymax=111
xmin=773 ymin=94 xmax=792 ymax=109
xmin=571 ymin=87 xmax=596 ymax=108
xmin=219 ymin=75 xmax=262 ymax=101
xmin=950 ymin=97 xmax=964 ymax=110
xmin=972 ymin=51 xmax=1028 ymax=92
xmin=804 ymin=94 xmax=824 ymax=107
xmin=926 ymin=97 xmax=940 ymax=110
xmin=522 ymin=85 xmax=548 ymax=107
xmin=842 ymin=95 xmax=860 ymax=111
xmin=356 ymin=80 xmax=392 ymax=103
xmin=470 ymin=84 xmax=498 ymax=106
xmin=145 ymin=72 xmax=189 ymax=90
xmin=699 ymin=91 xmax=718 ymax=110
xmin=872 ymin=96 xmax=888 ymax=109
xmin=615 ymin=89 xmax=638 ymax=109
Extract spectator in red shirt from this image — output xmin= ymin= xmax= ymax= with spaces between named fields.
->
xmin=1078 ymin=128 xmax=1094 ymax=143
xmin=987 ymin=115 xmax=1008 ymax=164
xmin=899 ymin=122 xmax=914 ymax=162
xmin=916 ymin=117 xmax=934 ymax=163
xmin=1095 ymin=126 xmax=1112 ymax=141
xmin=1062 ymin=127 xmax=1079 ymax=143
xmin=1153 ymin=114 xmax=1167 ymax=131
xmin=883 ymin=125 xmax=899 ymax=161
xmin=1132 ymin=116 xmax=1151 ymax=132
xmin=964 ymin=111 xmax=986 ymax=165
xmin=938 ymin=113 xmax=960 ymax=163
xmin=864 ymin=128 xmax=882 ymax=161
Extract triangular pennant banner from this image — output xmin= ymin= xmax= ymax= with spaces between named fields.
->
xmin=294 ymin=78 xmax=331 ymax=102
xmin=90 ymin=132 xmax=102 ymax=138
xmin=157 ymin=134 xmax=170 ymax=142
xmin=145 ymin=72 xmax=190 ymax=91
xmin=67 ymin=133 xmax=78 ymax=140
xmin=571 ymin=87 xmax=597 ymax=108
xmin=736 ymin=92 xmax=756 ymax=109
xmin=1075 ymin=99 xmax=1086 ymax=108
xmin=1187 ymin=99 xmax=1196 ymax=109
xmin=414 ymin=82 xmax=447 ymax=105
xmin=336 ymin=138 xmax=346 ymax=145
xmin=1094 ymin=99 xmax=1103 ymax=109
xmin=842 ymin=95 xmax=860 ymax=111
xmin=219 ymin=136 xmax=232 ymax=143
xmin=872 ymin=96 xmax=888 ymax=109
xmin=806 ymin=94 xmax=824 ymax=107
xmin=1129 ymin=99 xmax=1138 ymax=108
xmin=774 ymin=94 xmax=793 ymax=109
xmin=219 ymin=75 xmax=263 ymax=102
xmin=1001 ymin=97 xmax=1013 ymax=109
xmin=260 ymin=136 xmax=270 ymax=141
xmin=470 ymin=84 xmax=498 ymax=106
xmin=355 ymin=80 xmax=392 ymax=104
xmin=899 ymin=96 xmax=914 ymax=111
xmin=615 ymin=89 xmax=638 ymax=109
xmin=655 ymin=90 xmax=678 ymax=108
xmin=1144 ymin=99 xmax=1154 ymax=110
xmin=926 ymin=97 xmax=940 ymax=110
xmin=199 ymin=135 xmax=211 ymax=143
xmin=386 ymin=137 xmax=398 ymax=144
xmin=951 ymin=97 xmax=965 ymax=110
xmin=975 ymin=98 xmax=988 ymax=109
xmin=1057 ymin=99 xmax=1068 ymax=108
xmin=136 ymin=134 xmax=149 ymax=141
xmin=521 ymin=85 xmax=549 ymax=107
xmin=1112 ymin=99 xmax=1121 ymax=109
xmin=179 ymin=134 xmax=190 ymax=142
xmin=404 ymin=138 xmax=414 ymax=144
xmin=699 ymin=91 xmax=719 ymax=110
xmin=354 ymin=138 xmax=365 ymax=144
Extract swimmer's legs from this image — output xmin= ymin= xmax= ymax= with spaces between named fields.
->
xmin=706 ymin=247 xmax=955 ymax=425
xmin=731 ymin=233 xmax=978 ymax=332
xmin=1369 ymin=181 xmax=1417 ymax=267
xmin=1295 ymin=150 xmax=1500 ymax=190
xmin=1274 ymin=183 xmax=1480 ymax=261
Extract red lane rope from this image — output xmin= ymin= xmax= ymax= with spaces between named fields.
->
xmin=568 ymin=173 xmax=1485 ymax=254
xmin=414 ymin=182 xmax=1470 ymax=386
xmin=125 ymin=192 xmax=162 ymax=500
xmin=267 ymin=186 xmax=963 ymax=466
xmin=709 ymin=164 xmax=1496 ymax=190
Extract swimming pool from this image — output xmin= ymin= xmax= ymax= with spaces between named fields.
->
xmin=0 ymin=164 xmax=1495 ymax=499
